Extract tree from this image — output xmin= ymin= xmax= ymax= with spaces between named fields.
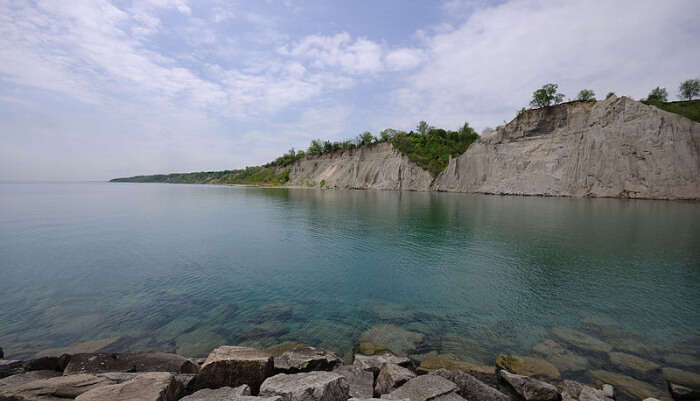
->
xmin=308 ymin=139 xmax=323 ymax=155
xmin=529 ymin=83 xmax=565 ymax=108
xmin=358 ymin=131 xmax=376 ymax=146
xmin=646 ymin=87 xmax=668 ymax=103
xmin=576 ymin=89 xmax=596 ymax=101
xmin=416 ymin=121 xmax=431 ymax=136
xmin=606 ymin=92 xmax=616 ymax=99
xmin=379 ymin=129 xmax=398 ymax=142
xmin=679 ymin=79 xmax=700 ymax=100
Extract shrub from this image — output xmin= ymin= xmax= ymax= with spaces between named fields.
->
xmin=576 ymin=89 xmax=596 ymax=102
xmin=646 ymin=87 xmax=668 ymax=103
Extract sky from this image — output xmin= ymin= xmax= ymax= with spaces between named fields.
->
xmin=1 ymin=0 xmax=699 ymax=180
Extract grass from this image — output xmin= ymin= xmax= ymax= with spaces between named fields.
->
xmin=643 ymin=99 xmax=700 ymax=123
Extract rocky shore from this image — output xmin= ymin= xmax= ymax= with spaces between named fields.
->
xmin=1 ymin=340 xmax=698 ymax=401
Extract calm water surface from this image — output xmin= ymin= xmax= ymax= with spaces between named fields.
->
xmin=1 ymin=182 xmax=698 ymax=388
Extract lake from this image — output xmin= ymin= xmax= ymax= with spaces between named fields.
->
xmin=1 ymin=182 xmax=698 ymax=389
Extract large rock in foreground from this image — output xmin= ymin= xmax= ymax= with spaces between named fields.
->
xmin=274 ymin=346 xmax=342 ymax=373
xmin=195 ymin=346 xmax=273 ymax=394
xmin=74 ymin=372 xmax=182 ymax=401
xmin=259 ymin=371 xmax=349 ymax=401
xmin=353 ymin=354 xmax=412 ymax=377
xmin=0 ymin=373 xmax=114 ymax=400
xmin=375 ymin=363 xmax=416 ymax=395
xmin=431 ymin=369 xmax=511 ymax=401
xmin=63 ymin=352 xmax=198 ymax=375
xmin=334 ymin=366 xmax=374 ymax=398
xmin=380 ymin=375 xmax=463 ymax=401
xmin=499 ymin=370 xmax=559 ymax=401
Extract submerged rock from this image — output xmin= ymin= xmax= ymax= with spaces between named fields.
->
xmin=499 ymin=370 xmax=559 ymax=401
xmin=550 ymin=327 xmax=612 ymax=354
xmin=380 ymin=375 xmax=462 ymax=401
xmin=662 ymin=367 xmax=700 ymax=391
xmin=418 ymin=355 xmax=495 ymax=376
xmin=259 ymin=371 xmax=349 ymax=401
xmin=35 ymin=337 xmax=122 ymax=358
xmin=431 ymin=369 xmax=511 ymax=401
xmin=589 ymin=370 xmax=669 ymax=400
xmin=74 ymin=372 xmax=182 ymax=401
xmin=663 ymin=353 xmax=700 ymax=368
xmin=334 ymin=365 xmax=374 ymax=398
xmin=496 ymin=354 xmax=560 ymax=379
xmin=274 ymin=346 xmax=342 ymax=373
xmin=358 ymin=325 xmax=424 ymax=356
xmin=358 ymin=343 xmax=389 ymax=356
xmin=607 ymin=337 xmax=657 ymax=357
xmin=0 ymin=373 xmax=114 ymax=400
xmin=440 ymin=336 xmax=492 ymax=365
xmin=265 ymin=343 xmax=309 ymax=358
xmin=353 ymin=353 xmax=412 ymax=377
xmin=608 ymin=352 xmax=660 ymax=376
xmin=175 ymin=329 xmax=227 ymax=357
xmin=668 ymin=382 xmax=700 ymax=400
xmin=63 ymin=352 xmax=199 ymax=375
xmin=532 ymin=340 xmax=589 ymax=372
xmin=375 ymin=363 xmax=416 ymax=395
xmin=195 ymin=346 xmax=273 ymax=394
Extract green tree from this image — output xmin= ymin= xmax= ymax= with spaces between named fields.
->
xmin=308 ymin=139 xmax=323 ymax=155
xmin=379 ymin=129 xmax=398 ymax=142
xmin=576 ymin=89 xmax=596 ymax=101
xmin=646 ymin=87 xmax=668 ymax=103
xmin=606 ymin=92 xmax=616 ymax=99
xmin=529 ymin=83 xmax=565 ymax=108
xmin=359 ymin=131 xmax=376 ymax=146
xmin=679 ymin=79 xmax=700 ymax=100
xmin=416 ymin=121 xmax=431 ymax=136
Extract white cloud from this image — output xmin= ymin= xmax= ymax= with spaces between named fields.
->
xmin=279 ymin=32 xmax=384 ymax=74
xmin=385 ymin=48 xmax=425 ymax=71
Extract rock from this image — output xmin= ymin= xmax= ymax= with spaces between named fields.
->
xmin=0 ymin=370 xmax=61 ymax=387
xmin=259 ymin=371 xmax=349 ymax=401
xmin=440 ymin=336 xmax=492 ymax=365
xmin=74 ymin=372 xmax=182 ymax=401
xmin=179 ymin=385 xmax=261 ymax=401
xmin=265 ymin=343 xmax=309 ymax=358
xmin=431 ymin=369 xmax=511 ymax=401
xmin=354 ymin=353 xmax=412 ymax=377
xmin=63 ymin=352 xmax=199 ymax=375
xmin=550 ymin=328 xmax=612 ymax=354
xmin=375 ymin=363 xmax=416 ymax=395
xmin=607 ymin=337 xmax=657 ymax=356
xmin=432 ymin=96 xmax=700 ymax=200
xmin=0 ymin=360 xmax=24 ymax=379
xmin=664 ymin=353 xmax=700 ymax=368
xmin=35 ymin=337 xmax=122 ymax=358
xmin=496 ymin=354 xmax=560 ymax=379
xmin=0 ymin=373 xmax=114 ymax=400
xmin=176 ymin=329 xmax=227 ymax=357
xmin=589 ymin=370 xmax=669 ymax=400
xmin=608 ymin=352 xmax=660 ymax=376
xmin=195 ymin=346 xmax=273 ymax=394
xmin=359 ymin=343 xmax=388 ymax=356
xmin=358 ymin=325 xmax=424 ymax=356
xmin=380 ymin=375 xmax=462 ymax=401
xmin=499 ymin=370 xmax=559 ymax=401
xmin=418 ymin=355 xmax=495 ymax=376
xmin=274 ymin=346 xmax=342 ymax=373
xmin=668 ymin=382 xmax=700 ymax=400
xmin=532 ymin=340 xmax=589 ymax=372
xmin=22 ymin=355 xmax=71 ymax=372
xmin=662 ymin=367 xmax=700 ymax=391
xmin=561 ymin=380 xmax=613 ymax=401
xmin=601 ymin=384 xmax=614 ymax=399
xmin=334 ymin=365 xmax=374 ymax=398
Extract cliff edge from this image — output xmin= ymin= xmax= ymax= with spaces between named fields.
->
xmin=432 ymin=96 xmax=700 ymax=199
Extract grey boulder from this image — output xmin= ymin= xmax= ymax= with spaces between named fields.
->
xmin=668 ymin=382 xmax=700 ymax=401
xmin=380 ymin=375 xmax=464 ymax=401
xmin=179 ymin=385 xmax=283 ymax=401
xmin=431 ymin=369 xmax=511 ymax=401
xmin=274 ymin=346 xmax=342 ymax=373
xmin=63 ymin=352 xmax=198 ymax=375
xmin=194 ymin=346 xmax=273 ymax=394
xmin=334 ymin=365 xmax=374 ymax=398
xmin=499 ymin=370 xmax=560 ymax=401
xmin=259 ymin=371 xmax=349 ymax=401
xmin=0 ymin=373 xmax=115 ymax=400
xmin=0 ymin=360 xmax=24 ymax=379
xmin=74 ymin=372 xmax=182 ymax=401
xmin=375 ymin=364 xmax=416 ymax=395
xmin=353 ymin=354 xmax=411 ymax=378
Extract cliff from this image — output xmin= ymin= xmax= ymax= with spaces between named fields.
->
xmin=287 ymin=141 xmax=434 ymax=191
xmin=433 ymin=96 xmax=700 ymax=199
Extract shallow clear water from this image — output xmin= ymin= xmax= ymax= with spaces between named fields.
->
xmin=1 ymin=182 xmax=699 ymax=388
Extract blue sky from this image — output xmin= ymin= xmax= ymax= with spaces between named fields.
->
xmin=1 ymin=0 xmax=699 ymax=180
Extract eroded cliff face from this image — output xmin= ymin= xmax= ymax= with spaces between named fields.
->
xmin=287 ymin=141 xmax=434 ymax=191
xmin=433 ymin=96 xmax=700 ymax=199
xmin=287 ymin=96 xmax=699 ymax=200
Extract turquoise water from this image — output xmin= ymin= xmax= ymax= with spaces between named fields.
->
xmin=1 ymin=182 xmax=699 ymax=386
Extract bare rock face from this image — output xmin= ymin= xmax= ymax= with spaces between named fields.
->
xmin=0 ymin=373 xmax=115 ymax=400
xmin=498 ymin=370 xmax=559 ymax=401
xmin=63 ymin=352 xmax=199 ymax=375
xmin=74 ymin=372 xmax=182 ymax=401
xmin=287 ymin=142 xmax=434 ymax=191
xmin=375 ymin=363 xmax=416 ymax=395
xmin=259 ymin=371 xmax=349 ymax=401
xmin=334 ymin=365 xmax=374 ymax=398
xmin=430 ymin=369 xmax=511 ymax=401
xmin=274 ymin=346 xmax=342 ymax=373
xmin=194 ymin=346 xmax=273 ymax=394
xmin=353 ymin=354 xmax=412 ymax=378
xmin=434 ymin=96 xmax=700 ymax=200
